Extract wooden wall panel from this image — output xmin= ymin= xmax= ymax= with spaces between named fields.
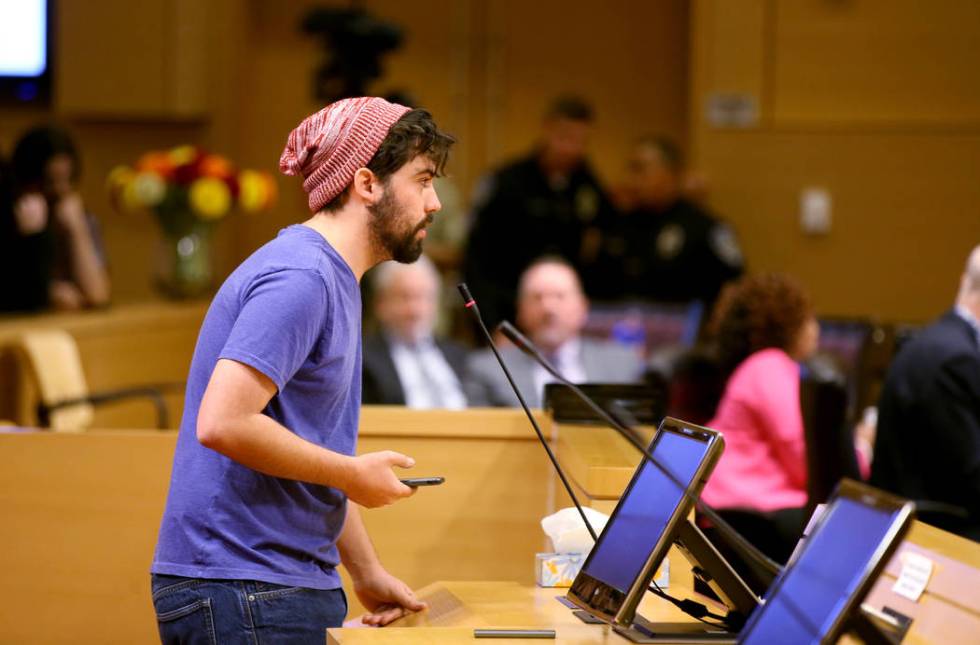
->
xmin=773 ymin=0 xmax=980 ymax=126
xmin=483 ymin=0 xmax=690 ymax=185
xmin=691 ymin=0 xmax=980 ymax=321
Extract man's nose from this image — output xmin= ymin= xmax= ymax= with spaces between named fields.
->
xmin=426 ymin=188 xmax=442 ymax=214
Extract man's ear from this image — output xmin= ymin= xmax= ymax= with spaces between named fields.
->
xmin=351 ymin=168 xmax=382 ymax=205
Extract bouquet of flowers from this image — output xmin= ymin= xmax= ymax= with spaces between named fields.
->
xmin=107 ymin=145 xmax=276 ymax=226
xmin=106 ymin=145 xmax=277 ymax=296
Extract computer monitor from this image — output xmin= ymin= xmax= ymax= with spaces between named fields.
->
xmin=567 ymin=417 xmax=724 ymax=629
xmin=738 ymin=479 xmax=914 ymax=644
xmin=0 ymin=0 xmax=51 ymax=104
xmin=543 ymin=382 xmax=667 ymax=426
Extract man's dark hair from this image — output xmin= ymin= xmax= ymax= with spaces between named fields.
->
xmin=544 ymin=94 xmax=594 ymax=123
xmin=10 ymin=125 xmax=81 ymax=191
xmin=636 ymin=135 xmax=683 ymax=172
xmin=321 ymin=108 xmax=455 ymax=213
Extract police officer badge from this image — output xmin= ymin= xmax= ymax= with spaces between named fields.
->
xmin=656 ymin=224 xmax=686 ymax=260
xmin=575 ymin=186 xmax=599 ymax=222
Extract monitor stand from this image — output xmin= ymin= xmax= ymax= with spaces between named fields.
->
xmin=574 ymin=520 xmax=759 ymax=644
xmin=573 ymin=609 xmax=735 ymax=643
xmin=613 ymin=613 xmax=736 ymax=643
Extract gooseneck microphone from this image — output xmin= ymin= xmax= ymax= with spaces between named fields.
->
xmin=496 ymin=319 xmax=781 ymax=580
xmin=457 ymin=283 xmax=598 ymax=542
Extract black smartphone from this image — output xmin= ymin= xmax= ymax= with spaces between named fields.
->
xmin=400 ymin=477 xmax=445 ymax=487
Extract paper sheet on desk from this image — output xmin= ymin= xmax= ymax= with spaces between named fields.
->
xmin=892 ymin=551 xmax=933 ymax=602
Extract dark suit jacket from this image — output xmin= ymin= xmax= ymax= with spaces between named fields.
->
xmin=871 ymin=311 xmax=980 ymax=540
xmin=462 ymin=338 xmax=643 ymax=408
xmin=361 ymin=333 xmax=470 ymax=406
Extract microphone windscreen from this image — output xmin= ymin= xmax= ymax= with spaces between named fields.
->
xmin=497 ymin=321 xmax=533 ymax=355
xmin=457 ymin=283 xmax=474 ymax=305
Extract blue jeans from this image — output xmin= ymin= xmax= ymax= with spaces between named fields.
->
xmin=151 ymin=574 xmax=347 ymax=644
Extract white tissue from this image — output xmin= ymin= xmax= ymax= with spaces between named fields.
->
xmin=541 ymin=507 xmax=610 ymax=554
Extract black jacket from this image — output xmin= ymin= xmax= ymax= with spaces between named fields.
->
xmin=462 ymin=153 xmax=616 ymax=327
xmin=871 ymin=311 xmax=980 ymax=540
xmin=361 ymin=333 xmax=470 ymax=406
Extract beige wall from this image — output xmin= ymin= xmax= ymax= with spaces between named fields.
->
xmin=2 ymin=0 xmax=689 ymax=303
xmin=690 ymin=0 xmax=980 ymax=322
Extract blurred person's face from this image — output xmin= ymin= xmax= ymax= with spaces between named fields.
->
xmin=369 ymin=156 xmax=442 ymax=263
xmin=539 ymin=117 xmax=590 ymax=176
xmin=791 ymin=316 xmax=820 ymax=362
xmin=517 ymin=263 xmax=588 ymax=353
xmin=43 ymin=153 xmax=75 ymax=200
xmin=375 ymin=266 xmax=439 ymax=344
xmin=628 ymin=144 xmax=679 ymax=210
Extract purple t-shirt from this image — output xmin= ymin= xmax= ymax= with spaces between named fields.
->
xmin=152 ymin=224 xmax=362 ymax=590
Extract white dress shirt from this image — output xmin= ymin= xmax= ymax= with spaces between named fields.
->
xmin=388 ymin=335 xmax=467 ymax=409
xmin=532 ymin=337 xmax=588 ymax=405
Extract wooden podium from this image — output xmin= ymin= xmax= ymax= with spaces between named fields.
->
xmin=0 ymin=408 xmax=562 ymax=644
xmin=1 ymin=408 xmax=978 ymax=644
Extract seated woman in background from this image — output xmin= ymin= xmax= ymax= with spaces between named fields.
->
xmin=0 ymin=126 xmax=110 ymax=313
xmin=700 ymin=273 xmax=819 ymax=561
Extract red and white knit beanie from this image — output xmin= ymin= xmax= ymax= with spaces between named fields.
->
xmin=279 ymin=97 xmax=411 ymax=213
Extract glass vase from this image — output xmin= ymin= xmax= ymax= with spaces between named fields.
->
xmin=155 ymin=226 xmax=213 ymax=299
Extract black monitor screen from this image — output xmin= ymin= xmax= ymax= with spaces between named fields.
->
xmin=582 ymin=428 xmax=710 ymax=593
xmin=740 ymin=496 xmax=902 ymax=644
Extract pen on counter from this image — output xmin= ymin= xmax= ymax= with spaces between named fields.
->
xmin=473 ymin=628 xmax=556 ymax=639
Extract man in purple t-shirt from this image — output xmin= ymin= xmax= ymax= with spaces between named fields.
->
xmin=150 ymin=97 xmax=454 ymax=643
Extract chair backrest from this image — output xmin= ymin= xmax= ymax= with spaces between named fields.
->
xmin=17 ymin=329 xmax=93 ymax=432
xmin=800 ymin=374 xmax=860 ymax=517
xmin=659 ymin=346 xmax=725 ymax=427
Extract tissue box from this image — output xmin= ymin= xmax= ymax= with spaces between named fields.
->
xmin=536 ymin=553 xmax=584 ymax=587
xmin=535 ymin=553 xmax=670 ymax=589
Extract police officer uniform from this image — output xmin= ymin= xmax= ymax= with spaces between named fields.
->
xmin=595 ymin=198 xmax=743 ymax=306
xmin=463 ymin=152 xmax=616 ymax=326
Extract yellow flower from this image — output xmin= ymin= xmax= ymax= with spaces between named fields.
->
xmin=122 ymin=179 xmax=148 ymax=213
xmin=106 ymin=165 xmax=135 ymax=197
xmin=238 ymin=170 xmax=267 ymax=213
xmin=169 ymin=145 xmax=198 ymax=166
xmin=189 ymin=177 xmax=231 ymax=220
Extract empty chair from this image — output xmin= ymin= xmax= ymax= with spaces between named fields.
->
xmin=799 ymin=373 xmax=861 ymax=518
xmin=15 ymin=328 xmax=179 ymax=431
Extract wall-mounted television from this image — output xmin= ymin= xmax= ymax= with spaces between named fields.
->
xmin=0 ymin=0 xmax=51 ymax=104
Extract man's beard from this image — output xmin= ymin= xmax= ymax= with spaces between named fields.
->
xmin=368 ymin=187 xmax=431 ymax=264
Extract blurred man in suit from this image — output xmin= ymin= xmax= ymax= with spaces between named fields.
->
xmin=871 ymin=245 xmax=980 ymax=541
xmin=363 ymin=255 xmax=468 ymax=408
xmin=464 ymin=257 xmax=642 ymax=407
